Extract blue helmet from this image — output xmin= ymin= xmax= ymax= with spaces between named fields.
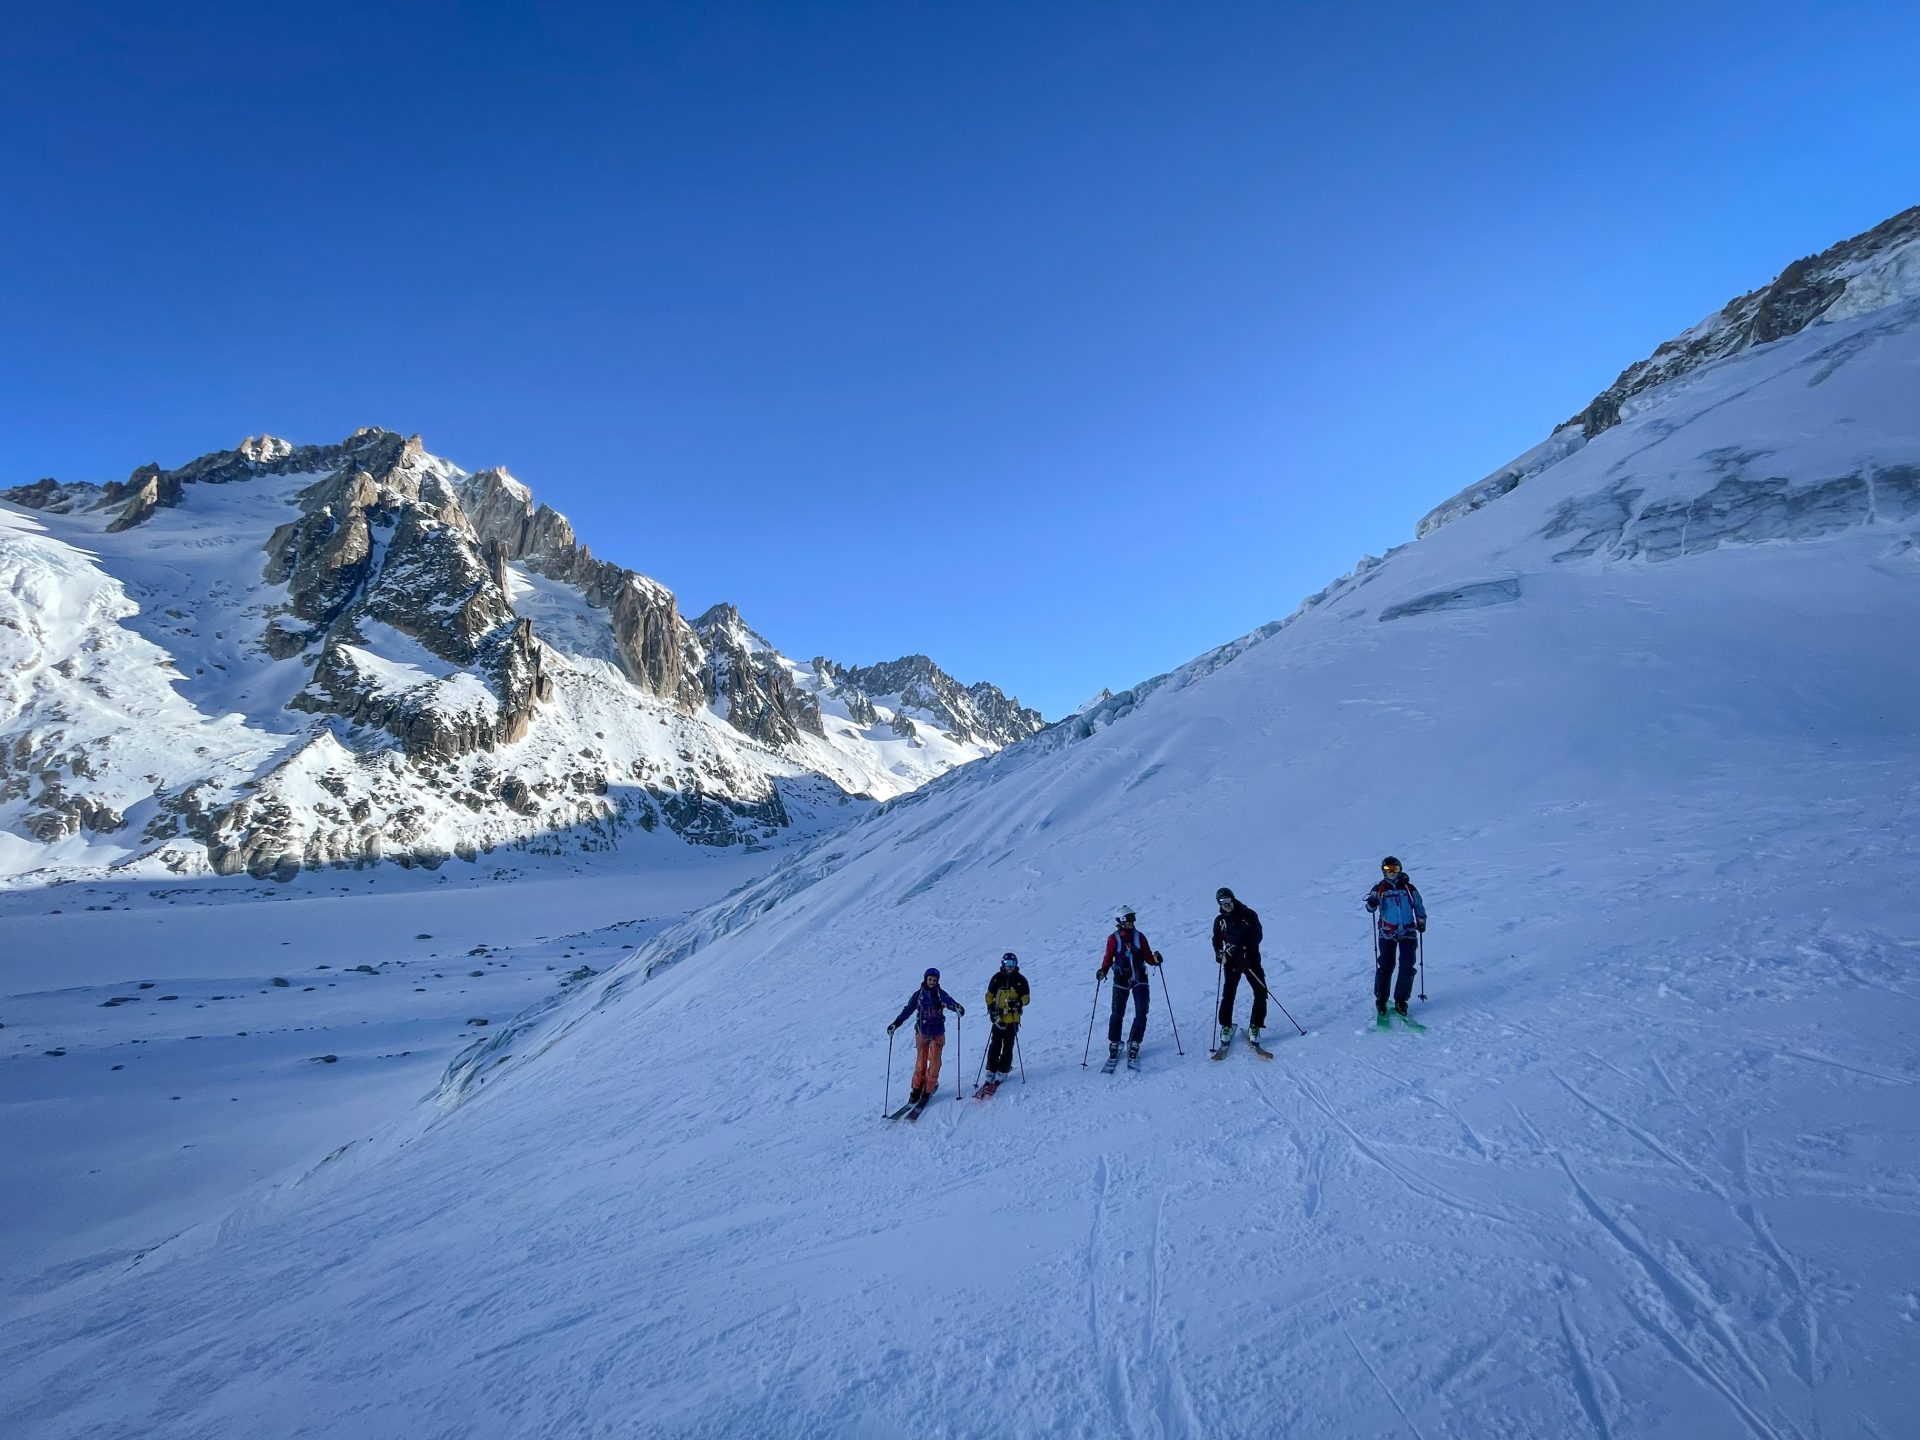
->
xmin=1000 ymin=952 xmax=1019 ymax=969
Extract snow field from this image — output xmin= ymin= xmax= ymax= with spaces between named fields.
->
xmin=5 ymin=284 xmax=1919 ymax=1437
xmin=5 ymin=520 xmax=1915 ymax=1438
xmin=0 ymin=852 xmax=778 ymax=1315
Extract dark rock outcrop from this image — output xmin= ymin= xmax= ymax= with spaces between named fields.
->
xmin=1566 ymin=208 xmax=1919 ymax=442
xmin=694 ymin=604 xmax=821 ymax=747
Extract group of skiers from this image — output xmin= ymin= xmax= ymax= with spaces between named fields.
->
xmin=887 ymin=953 xmax=1031 ymax=1107
xmin=886 ymin=857 xmax=1429 ymax=1104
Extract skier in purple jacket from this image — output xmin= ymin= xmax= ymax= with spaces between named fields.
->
xmin=889 ymin=968 xmax=964 ymax=1104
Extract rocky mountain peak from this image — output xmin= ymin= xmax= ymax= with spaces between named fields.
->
xmin=2 ymin=429 xmax=1045 ymax=881
xmin=818 ymin=653 xmax=1043 ymax=748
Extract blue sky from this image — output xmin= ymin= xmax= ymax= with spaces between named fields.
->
xmin=5 ymin=2 xmax=1916 ymax=717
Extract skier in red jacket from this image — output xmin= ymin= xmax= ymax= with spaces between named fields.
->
xmin=1097 ymin=905 xmax=1161 ymax=1070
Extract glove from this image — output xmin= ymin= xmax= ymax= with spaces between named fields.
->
xmin=1097 ymin=966 xmax=1109 ymax=981
xmin=1150 ymin=951 xmax=1163 ymax=966
xmin=1365 ymin=899 xmax=1378 ymax=912
xmin=1215 ymin=952 xmax=1224 ymax=966
xmin=887 ymin=1021 xmax=899 ymax=1034
xmin=1416 ymin=920 xmax=1427 ymax=933
xmin=956 ymin=1004 xmax=966 ymax=1016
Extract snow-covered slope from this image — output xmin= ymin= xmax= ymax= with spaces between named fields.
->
xmin=7 ymin=227 xmax=1920 ymax=1437
xmin=0 ymin=436 xmax=1042 ymax=886
xmin=1417 ymin=204 xmax=1920 ymax=538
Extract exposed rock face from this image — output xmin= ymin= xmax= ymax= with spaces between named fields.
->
xmin=457 ymin=467 xmax=705 ymax=708
xmin=106 ymin=467 xmax=182 ymax=532
xmin=1419 ymin=206 xmax=1920 ymax=538
xmin=1567 ymin=208 xmax=1920 ymax=442
xmin=694 ymin=604 xmax=820 ymax=747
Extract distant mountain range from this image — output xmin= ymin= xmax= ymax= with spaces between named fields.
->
xmin=0 ymin=435 xmax=1043 ymax=882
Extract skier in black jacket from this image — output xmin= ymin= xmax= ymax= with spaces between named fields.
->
xmin=983 ymin=952 xmax=1029 ymax=1084
xmin=1213 ymin=886 xmax=1268 ymax=1048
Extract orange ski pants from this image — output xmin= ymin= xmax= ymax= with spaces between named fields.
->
xmin=912 ymin=1033 xmax=945 ymax=1093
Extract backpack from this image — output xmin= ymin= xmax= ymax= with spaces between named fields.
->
xmin=1109 ymin=929 xmax=1150 ymax=986
xmin=1375 ymin=878 xmax=1420 ymax=935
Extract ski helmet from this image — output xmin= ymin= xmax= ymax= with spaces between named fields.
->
xmin=924 ymin=966 xmax=940 ymax=979
xmin=1001 ymin=952 xmax=1019 ymax=969
xmin=1380 ymin=856 xmax=1402 ymax=872
xmin=1216 ymin=887 xmax=1235 ymax=903
xmin=1115 ymin=905 xmax=1136 ymax=925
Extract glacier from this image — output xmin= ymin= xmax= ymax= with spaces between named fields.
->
xmin=4 ymin=254 xmax=1920 ymax=1437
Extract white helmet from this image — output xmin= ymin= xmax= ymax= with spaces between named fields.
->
xmin=1114 ymin=904 xmax=1137 ymax=924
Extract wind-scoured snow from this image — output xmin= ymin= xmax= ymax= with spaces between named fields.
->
xmin=5 ymin=274 xmax=1917 ymax=1437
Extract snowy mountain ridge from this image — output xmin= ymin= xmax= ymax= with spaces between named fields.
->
xmin=0 ymin=433 xmax=1042 ymax=885
xmin=1417 ymin=204 xmax=1920 ymax=538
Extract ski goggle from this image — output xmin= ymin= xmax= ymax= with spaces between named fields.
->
xmin=1381 ymin=863 xmax=1401 ymax=874
xmin=1116 ymin=915 xmax=1134 ymax=925
xmin=1217 ymin=897 xmax=1234 ymax=908
xmin=1001 ymin=953 xmax=1018 ymax=968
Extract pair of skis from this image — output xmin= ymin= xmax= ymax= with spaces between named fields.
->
xmin=1212 ymin=1028 xmax=1273 ymax=1062
xmin=1375 ymin=1009 xmax=1428 ymax=1034
xmin=886 ymin=1082 xmax=1005 ymax=1120
xmin=1099 ymin=1050 xmax=1142 ymax=1074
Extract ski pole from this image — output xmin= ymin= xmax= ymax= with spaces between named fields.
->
xmin=955 ymin=1012 xmax=962 ymax=1101
xmin=1210 ymin=951 xmax=1224 ymax=1056
xmin=1154 ymin=958 xmax=1184 ymax=1055
xmin=975 ymin=1034 xmax=989 ymax=1088
xmin=1016 ymin=1034 xmax=1026 ymax=1084
xmin=1080 ymin=973 xmax=1102 ymax=1066
xmin=1418 ymin=930 xmax=1427 ymax=1002
xmin=884 ymin=1027 xmax=894 ymax=1117
xmin=1242 ymin=967 xmax=1307 ymax=1036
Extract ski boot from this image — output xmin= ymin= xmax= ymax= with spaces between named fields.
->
xmin=1248 ymin=1026 xmax=1263 ymax=1046
xmin=1393 ymin=1001 xmax=1410 ymax=1018
xmin=1126 ymin=1042 xmax=1141 ymax=1072
xmin=1218 ymin=1023 xmax=1235 ymax=1048
xmin=1374 ymin=1003 xmax=1391 ymax=1032
xmin=1101 ymin=1043 xmax=1119 ymax=1074
xmin=908 ymin=1085 xmax=924 ymax=1104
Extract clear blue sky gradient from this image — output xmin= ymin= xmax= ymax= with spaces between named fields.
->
xmin=5 ymin=2 xmax=1917 ymax=716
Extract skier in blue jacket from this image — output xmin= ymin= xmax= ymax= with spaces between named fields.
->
xmin=1365 ymin=855 xmax=1427 ymax=1017
xmin=889 ymin=967 xmax=964 ymax=1103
